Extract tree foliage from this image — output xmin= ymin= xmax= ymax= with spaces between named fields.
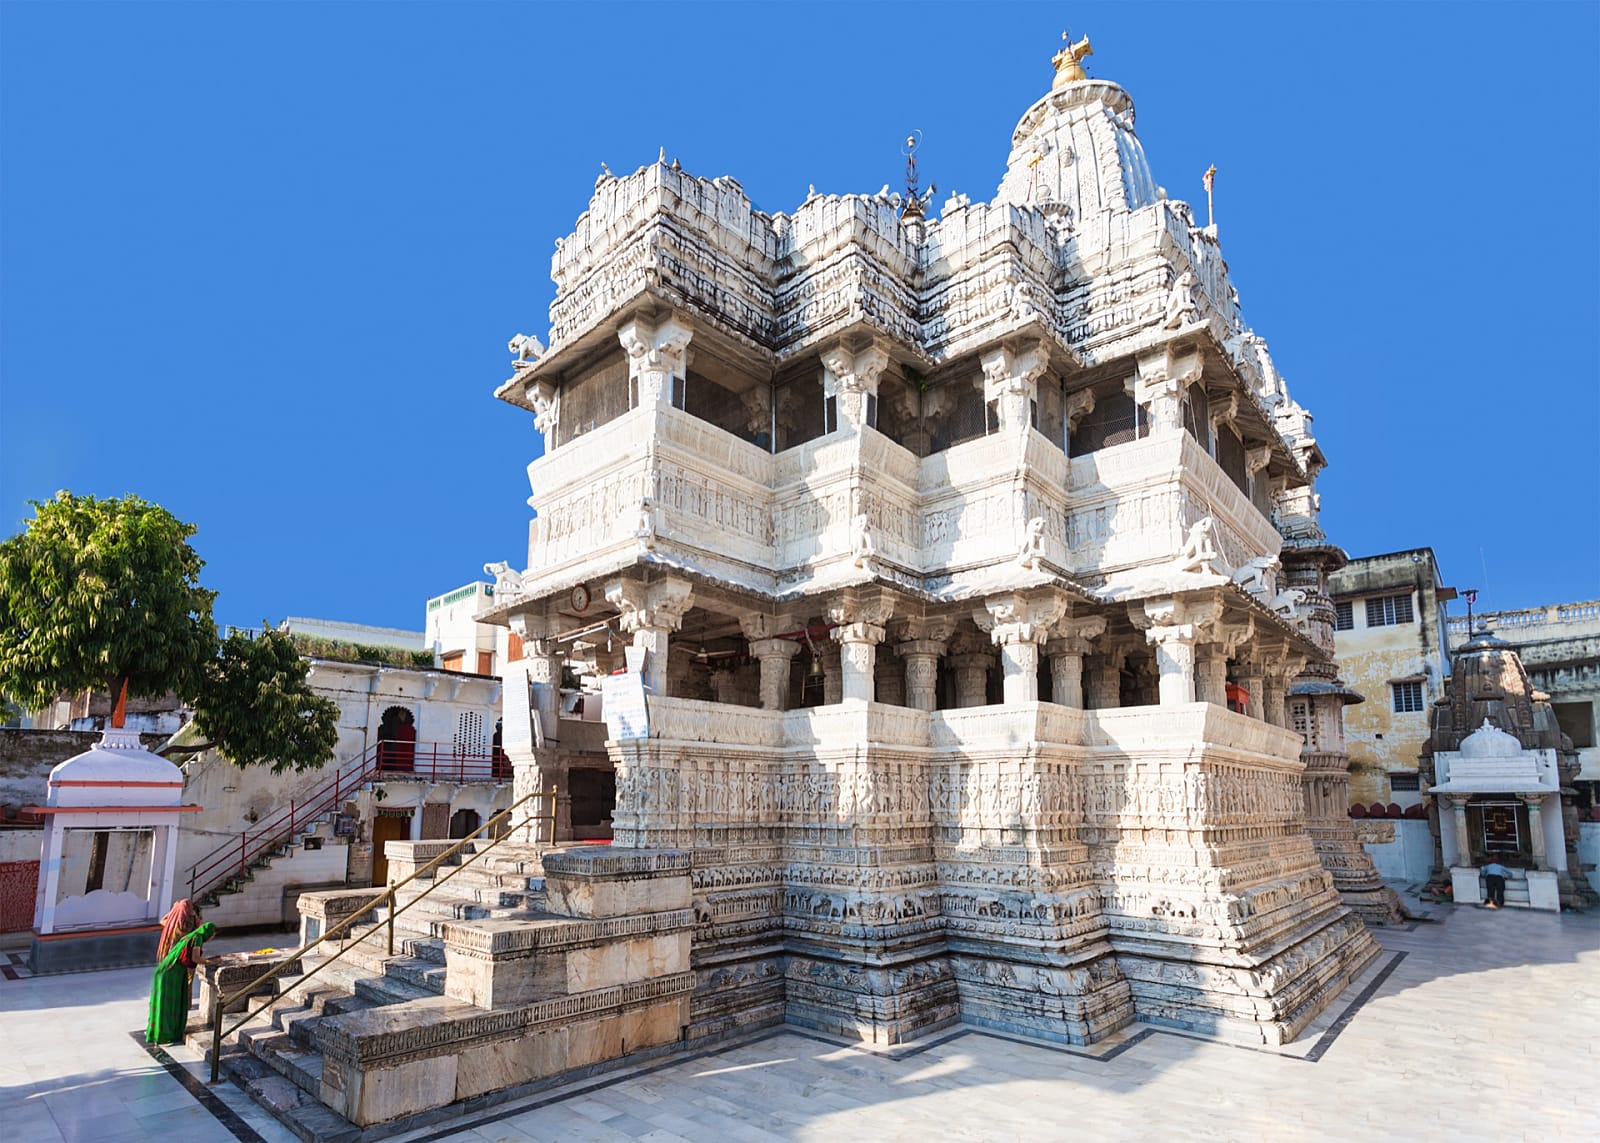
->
xmin=193 ymin=627 xmax=340 ymax=772
xmin=0 ymin=492 xmax=216 ymax=709
xmin=0 ymin=492 xmax=340 ymax=772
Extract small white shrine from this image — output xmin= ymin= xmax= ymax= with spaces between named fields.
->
xmin=27 ymin=728 xmax=200 ymax=973
xmin=1432 ymin=720 xmax=1565 ymax=911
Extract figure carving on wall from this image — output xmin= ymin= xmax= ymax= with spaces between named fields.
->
xmin=851 ymin=512 xmax=876 ymax=569
xmin=1268 ymin=587 xmax=1306 ymax=619
xmin=1229 ymin=554 xmax=1279 ymax=596
xmin=1018 ymin=516 xmax=1046 ymax=570
xmin=636 ymin=496 xmax=657 ymax=550
xmin=508 ymin=333 xmax=545 ymax=369
xmin=483 ymin=561 xmax=525 ymax=595
xmin=1176 ymin=516 xmax=1218 ymax=574
xmin=1163 ymin=270 xmax=1200 ymax=329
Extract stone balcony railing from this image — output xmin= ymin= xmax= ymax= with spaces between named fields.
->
xmin=1066 ymin=431 xmax=1280 ymax=576
xmin=521 ymin=404 xmax=1280 ymax=601
xmin=638 ymin=696 xmax=1303 ymax=766
xmin=1447 ymin=600 xmax=1600 ymax=640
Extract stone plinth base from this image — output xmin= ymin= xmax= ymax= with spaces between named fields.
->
xmin=783 ymin=953 xmax=960 ymax=1046
xmin=541 ymin=848 xmax=692 ymax=919
xmin=316 ymin=972 xmax=694 ymax=1125
xmin=1526 ymin=870 xmax=1560 ymax=912
xmin=382 ymin=840 xmax=459 ymax=883
xmin=29 ymin=924 xmax=158 ymax=974
xmin=294 ymin=888 xmax=385 ymax=947
xmin=197 ymin=950 xmax=303 ymax=1022
xmin=442 ymin=912 xmax=692 ymax=1009
xmin=1450 ymin=867 xmax=1483 ymax=906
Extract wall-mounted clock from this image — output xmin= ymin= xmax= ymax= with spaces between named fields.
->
xmin=570 ymin=584 xmax=591 ymax=613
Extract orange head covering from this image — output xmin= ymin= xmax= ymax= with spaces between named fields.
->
xmin=157 ymin=898 xmax=203 ymax=960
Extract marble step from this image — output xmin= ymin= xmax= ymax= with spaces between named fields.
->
xmin=223 ymin=1054 xmax=360 ymax=1143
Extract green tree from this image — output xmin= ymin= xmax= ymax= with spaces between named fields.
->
xmin=0 ymin=491 xmax=339 ymax=772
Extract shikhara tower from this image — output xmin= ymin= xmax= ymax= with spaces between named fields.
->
xmin=488 ymin=38 xmax=1391 ymax=1047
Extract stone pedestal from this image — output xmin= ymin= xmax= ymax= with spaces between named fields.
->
xmin=1526 ymin=870 xmax=1560 ymax=912
xmin=1450 ymin=866 xmax=1483 ymax=906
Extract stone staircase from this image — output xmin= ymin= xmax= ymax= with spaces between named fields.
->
xmin=196 ymin=841 xmax=551 ymax=1142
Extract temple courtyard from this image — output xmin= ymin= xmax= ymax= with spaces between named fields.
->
xmin=1 ymin=893 xmax=1593 ymax=1142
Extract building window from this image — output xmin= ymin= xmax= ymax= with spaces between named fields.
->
xmin=507 ymin=632 xmax=525 ymax=662
xmin=1389 ymin=773 xmax=1421 ymax=792
xmin=1391 ymin=680 xmax=1425 ymax=713
xmin=477 ymin=651 xmax=494 ymax=676
xmin=441 ymin=651 xmax=464 ymax=672
xmin=1366 ymin=593 xmax=1414 ymax=627
xmin=1553 ymin=700 xmax=1595 ymax=748
xmin=1333 ymin=600 xmax=1354 ymax=631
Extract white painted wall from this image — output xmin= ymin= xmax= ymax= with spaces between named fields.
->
xmin=1579 ymin=822 xmax=1600 ymax=896
xmin=1360 ymin=819 xmax=1434 ymax=886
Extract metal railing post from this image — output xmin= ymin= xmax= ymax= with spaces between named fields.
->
xmin=208 ymin=984 xmax=223 ymax=1084
xmin=386 ymin=880 xmax=396 ymax=957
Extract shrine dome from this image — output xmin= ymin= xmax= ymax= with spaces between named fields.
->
xmin=45 ymin=728 xmax=186 ymax=809
xmin=1458 ymin=720 xmax=1526 ymax=760
xmin=993 ymin=44 xmax=1161 ymax=218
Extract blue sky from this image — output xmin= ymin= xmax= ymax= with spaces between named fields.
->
xmin=2 ymin=2 xmax=1596 ymax=632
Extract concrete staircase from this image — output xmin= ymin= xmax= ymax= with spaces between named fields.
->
xmin=197 ymin=842 xmax=549 ymax=1142
xmin=196 ymin=813 xmax=350 ymax=928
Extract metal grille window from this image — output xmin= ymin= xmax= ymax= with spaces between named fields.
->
xmin=1333 ymin=600 xmax=1354 ymax=631
xmin=1389 ymin=773 xmax=1421 ymax=792
xmin=1366 ymin=593 xmax=1414 ymax=626
xmin=1391 ymin=680 xmax=1425 ymax=713
xmin=456 ymin=711 xmax=486 ymax=752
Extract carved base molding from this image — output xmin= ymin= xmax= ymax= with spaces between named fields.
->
xmin=552 ymin=697 xmax=1382 ymax=1049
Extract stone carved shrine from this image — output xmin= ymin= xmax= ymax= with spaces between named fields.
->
xmin=476 ymin=35 xmax=1400 ymax=1060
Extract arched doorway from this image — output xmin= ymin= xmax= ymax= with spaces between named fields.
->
xmin=377 ymin=706 xmax=416 ymax=773
xmin=449 ymin=808 xmax=481 ymax=839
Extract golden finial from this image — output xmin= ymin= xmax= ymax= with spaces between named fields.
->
xmin=1052 ymin=32 xmax=1093 ymax=89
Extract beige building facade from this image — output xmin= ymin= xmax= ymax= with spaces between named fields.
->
xmin=1328 ymin=549 xmax=1456 ymax=807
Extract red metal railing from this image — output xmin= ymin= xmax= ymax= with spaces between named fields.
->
xmin=184 ymin=739 xmax=512 ymax=903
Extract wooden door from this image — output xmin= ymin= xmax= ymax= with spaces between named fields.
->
xmin=370 ymin=815 xmax=410 ymax=886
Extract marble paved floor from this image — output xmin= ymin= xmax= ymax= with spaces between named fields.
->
xmin=2 ymin=902 xmax=1595 ymax=1142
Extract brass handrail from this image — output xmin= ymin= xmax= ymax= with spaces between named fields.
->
xmin=207 ymin=785 xmax=557 ymax=1083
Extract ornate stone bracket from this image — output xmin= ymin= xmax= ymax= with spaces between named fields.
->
xmin=1129 ymin=596 xmax=1223 ymax=706
xmin=1064 ymin=386 xmax=1097 ymax=437
xmin=980 ymin=340 xmax=1049 ymax=432
xmin=617 ymin=316 xmax=692 ymax=408
xmin=1044 ymin=615 xmax=1107 ymax=708
xmin=973 ymin=590 xmax=1068 ymax=703
xmin=821 ymin=340 xmax=891 ymax=431
xmin=604 ymin=576 xmax=695 ymax=696
xmin=1135 ymin=345 xmax=1203 ymax=437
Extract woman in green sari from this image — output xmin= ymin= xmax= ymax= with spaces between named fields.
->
xmin=146 ymin=898 xmax=215 ymax=1044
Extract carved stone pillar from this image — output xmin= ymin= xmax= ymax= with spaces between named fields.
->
xmin=604 ymin=576 xmax=695 ymax=698
xmin=748 ymin=639 xmax=800 ymax=711
xmin=740 ymin=613 xmax=802 ymax=712
xmin=833 ymin=623 xmax=886 ymax=703
xmin=893 ymin=618 xmax=953 ymax=712
xmin=617 ymin=316 xmax=692 ymax=409
xmin=1045 ymin=616 xmax=1106 ymax=709
xmin=980 ymin=340 xmax=1049 ymax=433
xmin=823 ymin=645 xmax=842 ymax=705
xmin=1261 ymin=657 xmax=1302 ymax=729
xmin=1521 ymin=794 xmax=1548 ymax=869
xmin=1448 ymin=795 xmax=1473 ymax=868
xmin=949 ymin=632 xmax=995 ymax=708
xmin=828 ymin=594 xmax=893 ymax=704
xmin=1195 ymin=647 xmax=1230 ymax=707
xmin=974 ymin=591 xmax=1067 ymax=705
xmin=1234 ymin=657 xmax=1267 ymax=721
xmin=1145 ymin=627 xmax=1197 ymax=706
xmin=1134 ymin=344 xmax=1202 ymax=438
xmin=1129 ymin=596 xmax=1220 ymax=707
xmin=1085 ymin=649 xmax=1126 ymax=709
xmin=821 ymin=341 xmax=890 ymax=432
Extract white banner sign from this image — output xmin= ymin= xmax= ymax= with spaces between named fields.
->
xmin=601 ymin=673 xmax=650 ymax=741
